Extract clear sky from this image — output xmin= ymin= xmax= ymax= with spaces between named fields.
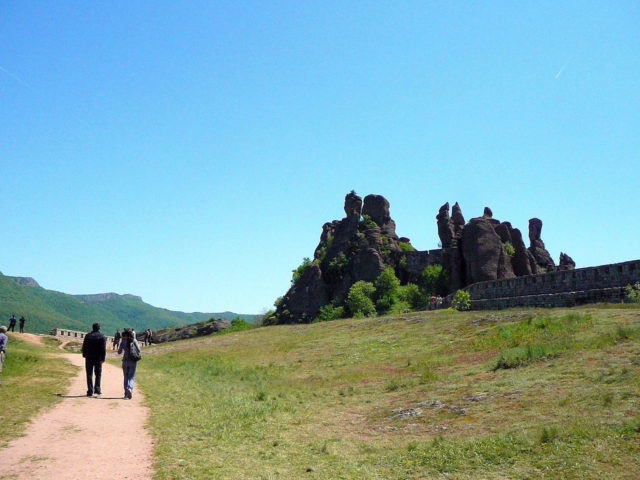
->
xmin=1 ymin=1 xmax=638 ymax=314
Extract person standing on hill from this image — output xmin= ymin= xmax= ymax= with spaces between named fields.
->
xmin=8 ymin=315 xmax=16 ymax=332
xmin=81 ymin=323 xmax=107 ymax=397
xmin=0 ymin=326 xmax=8 ymax=378
xmin=118 ymin=328 xmax=141 ymax=399
xmin=19 ymin=316 xmax=26 ymax=334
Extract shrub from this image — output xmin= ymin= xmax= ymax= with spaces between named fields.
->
xmin=314 ymin=304 xmax=345 ymax=323
xmin=389 ymin=300 xmax=412 ymax=315
xmin=374 ymin=267 xmax=401 ymax=314
xmin=625 ymin=283 xmax=640 ymax=304
xmin=229 ymin=318 xmax=253 ymax=332
xmin=492 ymin=344 xmax=555 ymax=370
xmin=327 ymin=252 xmax=348 ymax=276
xmin=504 ymin=241 xmax=515 ymax=257
xmin=359 ymin=214 xmax=378 ymax=230
xmin=374 ymin=267 xmax=400 ymax=300
xmin=398 ymin=242 xmax=416 ymax=252
xmin=421 ymin=265 xmax=449 ymax=296
xmin=452 ymin=290 xmax=471 ymax=311
xmin=398 ymin=283 xmax=428 ymax=310
xmin=291 ymin=257 xmax=312 ymax=285
xmin=346 ymin=281 xmax=376 ymax=318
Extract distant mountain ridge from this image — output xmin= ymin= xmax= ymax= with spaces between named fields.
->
xmin=0 ymin=273 xmax=256 ymax=335
xmin=74 ymin=293 xmax=143 ymax=303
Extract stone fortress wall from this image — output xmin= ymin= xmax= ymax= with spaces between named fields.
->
xmin=50 ymin=328 xmax=114 ymax=344
xmin=464 ymin=259 xmax=640 ymax=309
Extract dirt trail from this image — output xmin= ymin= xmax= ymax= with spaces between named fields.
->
xmin=0 ymin=337 xmax=154 ymax=480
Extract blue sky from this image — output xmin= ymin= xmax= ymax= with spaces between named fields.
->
xmin=1 ymin=1 xmax=638 ymax=314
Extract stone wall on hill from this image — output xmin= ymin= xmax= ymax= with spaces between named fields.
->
xmin=464 ymin=259 xmax=640 ymax=309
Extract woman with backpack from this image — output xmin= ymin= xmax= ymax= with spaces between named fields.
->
xmin=117 ymin=328 xmax=142 ymax=399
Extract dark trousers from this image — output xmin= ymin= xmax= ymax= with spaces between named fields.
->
xmin=85 ymin=360 xmax=103 ymax=395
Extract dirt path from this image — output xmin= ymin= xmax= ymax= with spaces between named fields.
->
xmin=0 ymin=340 xmax=154 ymax=480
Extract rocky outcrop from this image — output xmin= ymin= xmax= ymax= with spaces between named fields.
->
xmin=152 ymin=318 xmax=231 ymax=343
xmin=277 ymin=263 xmax=328 ymax=323
xmin=528 ymin=218 xmax=556 ymax=273
xmin=438 ymin=205 xmax=572 ymax=287
xmin=271 ymin=193 xmax=572 ymax=323
xmin=362 ymin=194 xmax=398 ymax=239
xmin=559 ymin=252 xmax=576 ymax=271
xmin=509 ymin=226 xmax=534 ymax=277
xmin=461 ymin=216 xmax=515 ymax=284
xmin=74 ymin=293 xmax=144 ymax=303
xmin=9 ymin=276 xmax=40 ymax=288
xmin=273 ymin=192 xmax=429 ymax=323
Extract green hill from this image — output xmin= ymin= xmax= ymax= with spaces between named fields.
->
xmin=138 ymin=304 xmax=640 ymax=479
xmin=0 ymin=273 xmax=256 ymax=335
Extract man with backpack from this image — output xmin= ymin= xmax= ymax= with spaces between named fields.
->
xmin=81 ymin=323 xmax=107 ymax=397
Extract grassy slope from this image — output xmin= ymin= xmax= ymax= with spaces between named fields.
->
xmin=0 ymin=273 xmax=255 ymax=335
xmin=138 ymin=305 xmax=640 ymax=480
xmin=0 ymin=335 xmax=77 ymax=447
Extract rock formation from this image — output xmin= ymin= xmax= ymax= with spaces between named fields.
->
xmin=461 ymin=216 xmax=515 ymax=283
xmin=528 ymin=218 xmax=556 ymax=273
xmin=558 ymin=252 xmax=576 ymax=271
xmin=271 ymin=192 xmax=573 ymax=323
xmin=273 ymin=192 xmax=442 ymax=323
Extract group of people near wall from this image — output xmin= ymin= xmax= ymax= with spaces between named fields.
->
xmin=81 ymin=323 xmax=142 ymax=399
xmin=7 ymin=314 xmax=27 ymax=333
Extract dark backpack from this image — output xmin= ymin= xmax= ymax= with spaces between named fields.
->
xmin=129 ymin=340 xmax=142 ymax=361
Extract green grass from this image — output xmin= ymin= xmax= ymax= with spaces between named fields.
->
xmin=136 ymin=305 xmax=640 ymax=479
xmin=0 ymin=334 xmax=77 ymax=447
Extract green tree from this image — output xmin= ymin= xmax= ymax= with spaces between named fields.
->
xmin=374 ymin=267 xmax=400 ymax=300
xmin=421 ymin=264 xmax=449 ymax=296
xmin=398 ymin=283 xmax=428 ymax=310
xmin=374 ymin=267 xmax=401 ymax=314
xmin=346 ymin=281 xmax=376 ymax=318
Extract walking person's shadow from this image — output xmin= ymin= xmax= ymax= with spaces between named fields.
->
xmin=55 ymin=394 xmax=126 ymax=400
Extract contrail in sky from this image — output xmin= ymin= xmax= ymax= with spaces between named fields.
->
xmin=555 ymin=61 xmax=568 ymax=79
xmin=0 ymin=65 xmax=32 ymax=88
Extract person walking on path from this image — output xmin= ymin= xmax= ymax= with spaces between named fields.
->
xmin=8 ymin=315 xmax=16 ymax=332
xmin=19 ymin=316 xmax=26 ymax=334
xmin=118 ymin=328 xmax=141 ymax=399
xmin=113 ymin=329 xmax=121 ymax=350
xmin=81 ymin=322 xmax=107 ymax=397
xmin=144 ymin=328 xmax=153 ymax=346
xmin=0 ymin=326 xmax=8 ymax=378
